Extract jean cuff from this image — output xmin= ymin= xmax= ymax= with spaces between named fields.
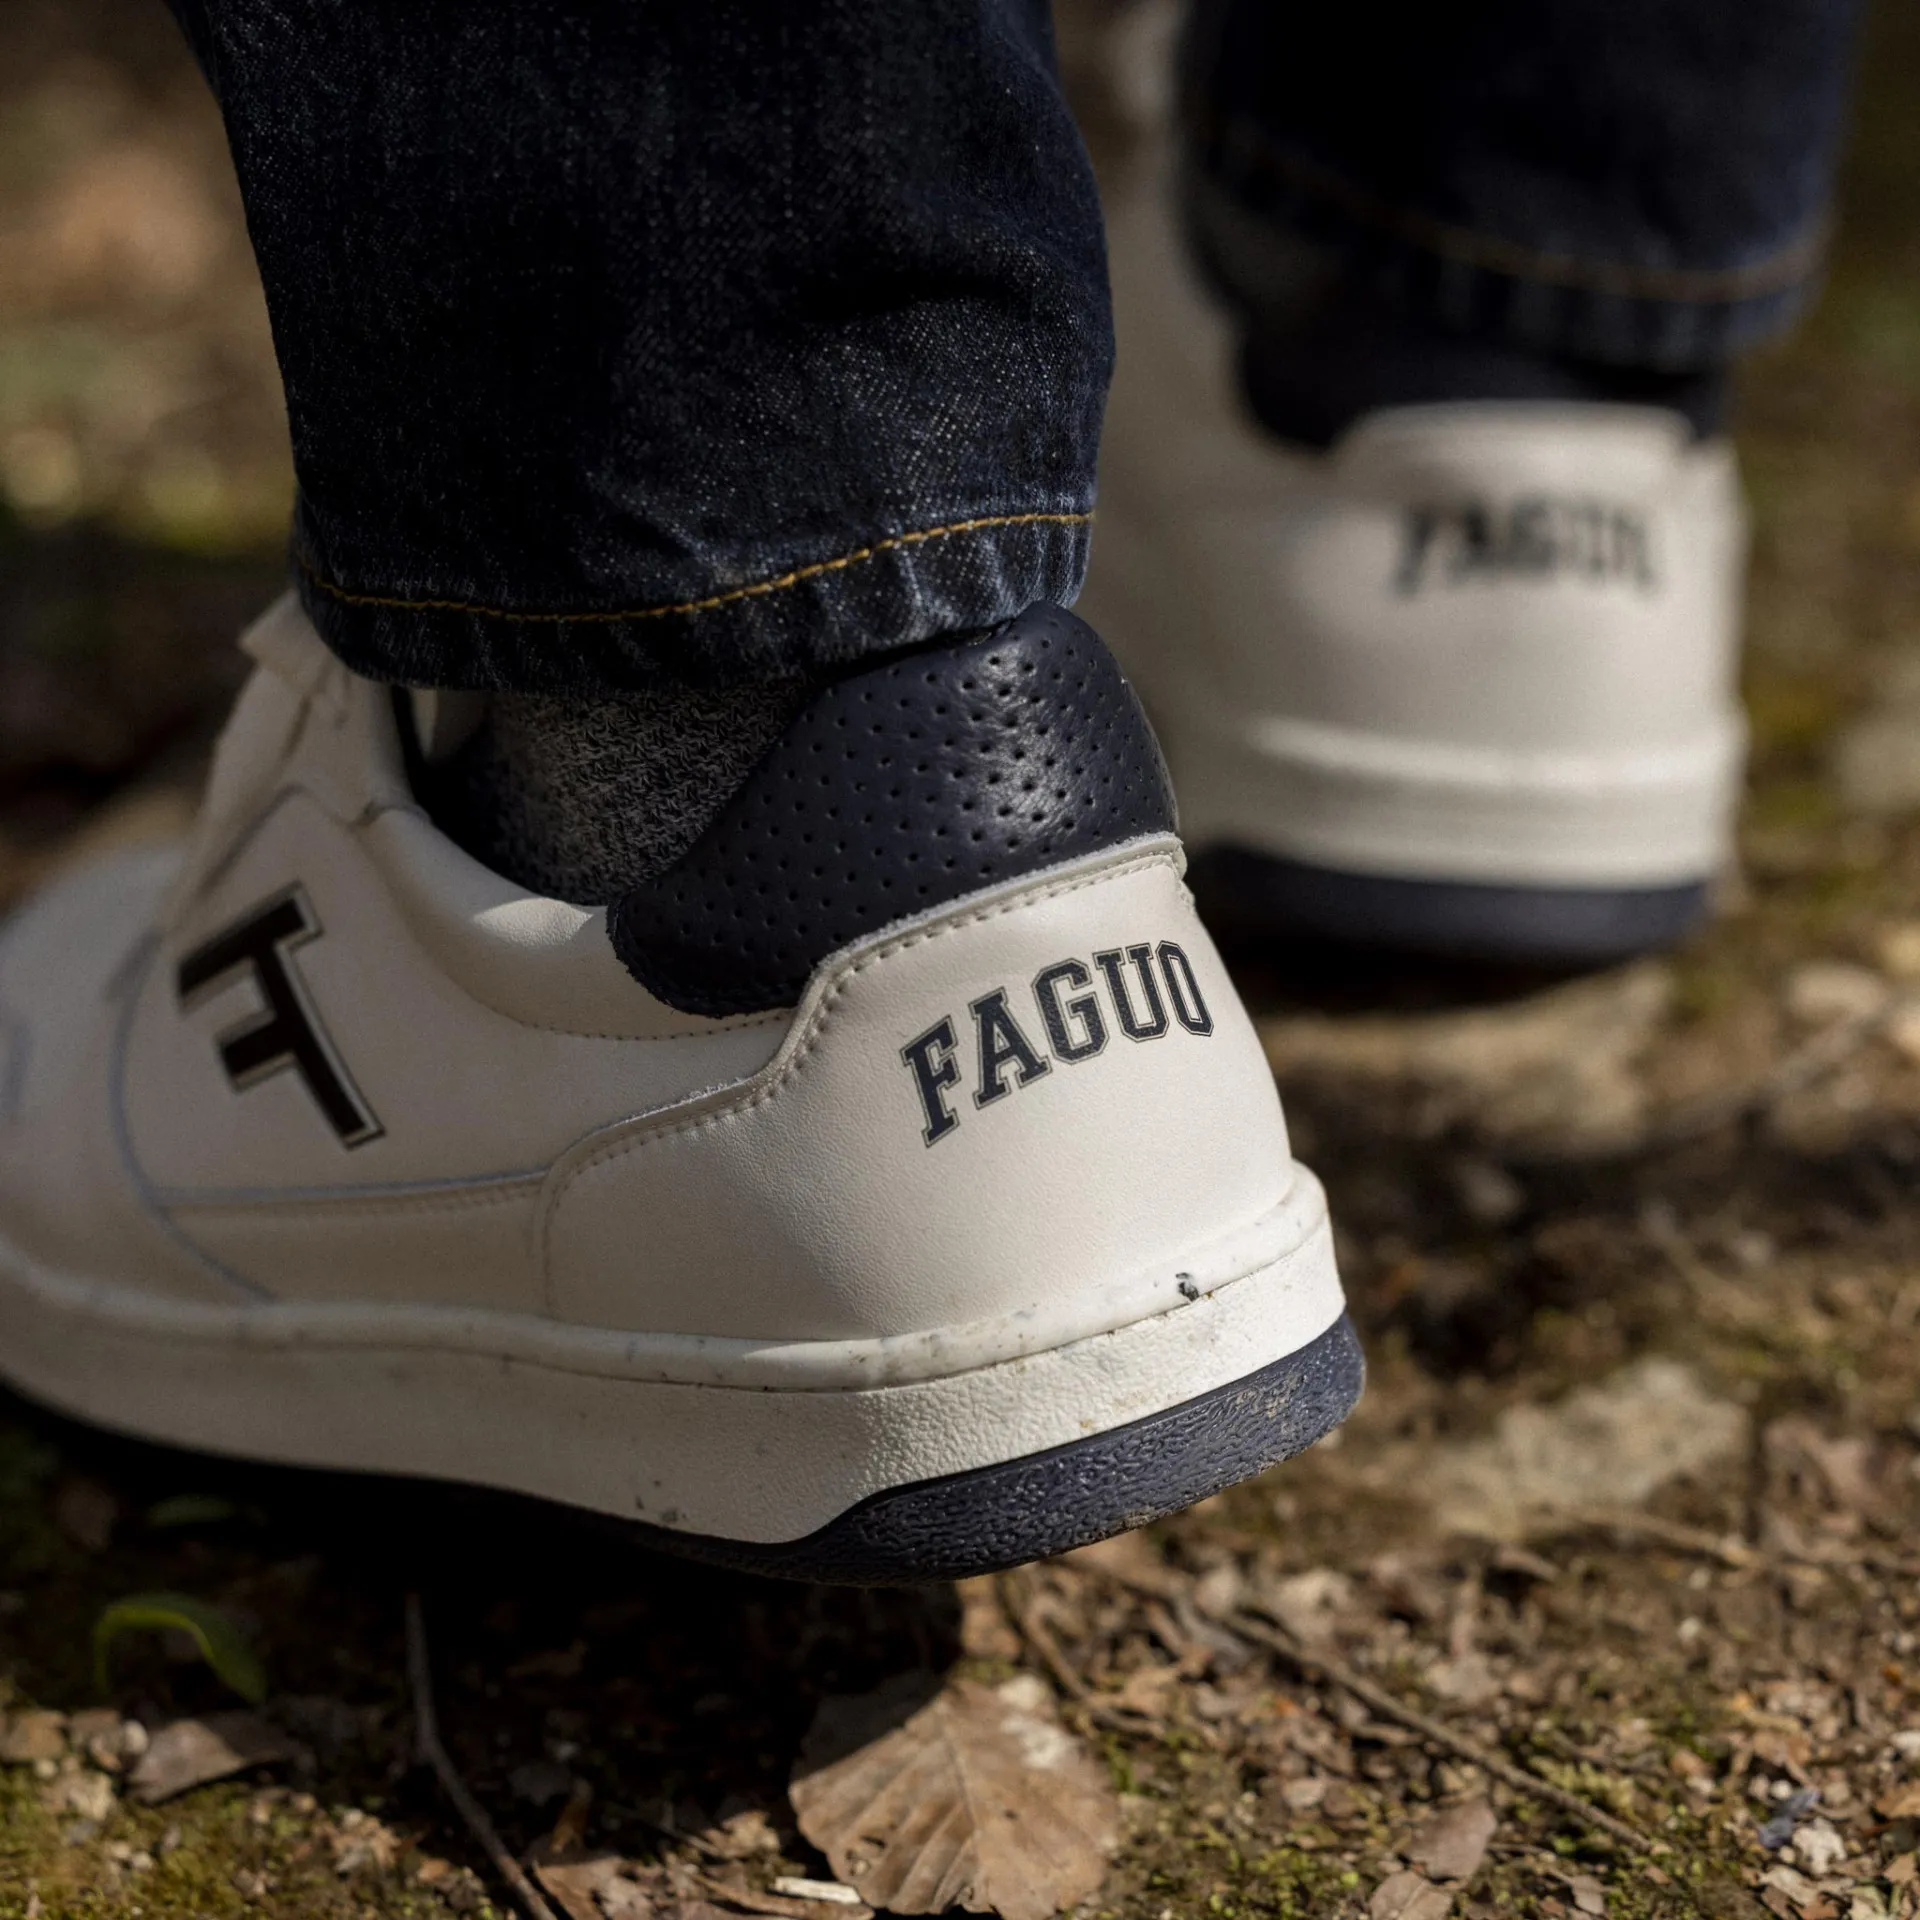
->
xmin=292 ymin=503 xmax=1094 ymax=692
xmin=1185 ymin=115 xmax=1828 ymax=371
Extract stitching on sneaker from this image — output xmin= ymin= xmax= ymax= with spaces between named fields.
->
xmin=172 ymin=1181 xmax=538 ymax=1220
xmin=294 ymin=511 xmax=1093 ymax=626
xmin=538 ymin=846 xmax=1182 ymax=1289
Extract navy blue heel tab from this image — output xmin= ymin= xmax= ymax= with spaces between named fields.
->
xmin=609 ymin=604 xmax=1175 ymax=1016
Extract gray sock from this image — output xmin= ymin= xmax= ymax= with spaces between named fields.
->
xmin=415 ymin=678 xmax=815 ymax=904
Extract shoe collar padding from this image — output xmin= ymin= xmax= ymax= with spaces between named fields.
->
xmin=169 ymin=594 xmax=787 ymax=1043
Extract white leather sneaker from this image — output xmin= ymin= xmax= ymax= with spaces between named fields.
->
xmin=0 ymin=592 xmax=1357 ymax=1582
xmin=1080 ymin=156 xmax=1749 ymax=963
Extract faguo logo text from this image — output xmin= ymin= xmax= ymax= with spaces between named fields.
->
xmin=900 ymin=941 xmax=1211 ymax=1146
xmin=1395 ymin=495 xmax=1656 ymax=594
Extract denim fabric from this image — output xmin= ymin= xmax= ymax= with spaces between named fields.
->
xmin=165 ymin=0 xmax=1109 ymax=693
xmin=169 ymin=1 xmax=1860 ymax=692
xmin=1182 ymin=0 xmax=1866 ymax=371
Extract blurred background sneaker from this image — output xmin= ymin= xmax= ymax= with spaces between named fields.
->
xmin=1079 ymin=93 xmax=1749 ymax=968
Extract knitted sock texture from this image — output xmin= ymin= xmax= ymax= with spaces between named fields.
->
xmin=418 ymin=679 xmax=814 ymax=905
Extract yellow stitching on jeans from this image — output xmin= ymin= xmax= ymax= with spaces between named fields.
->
xmin=295 ymin=510 xmax=1094 ymax=625
xmin=1199 ymin=114 xmax=1830 ymax=303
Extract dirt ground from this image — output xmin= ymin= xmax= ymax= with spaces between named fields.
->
xmin=3 ymin=5 xmax=1920 ymax=1919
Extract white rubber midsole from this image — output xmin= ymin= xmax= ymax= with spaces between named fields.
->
xmin=0 ymin=1168 xmax=1343 ymax=1543
xmin=1164 ymin=700 xmax=1745 ymax=889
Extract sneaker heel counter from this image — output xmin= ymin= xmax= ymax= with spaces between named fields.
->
xmin=544 ymin=845 xmax=1296 ymax=1346
xmin=608 ymin=605 xmax=1176 ymax=1017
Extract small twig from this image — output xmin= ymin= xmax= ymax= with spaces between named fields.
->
xmin=405 ymin=1592 xmax=562 ymax=1920
xmin=1766 ymin=1539 xmax=1920 ymax=1582
xmin=1001 ymin=1574 xmax=1093 ymax=1701
xmin=1000 ymin=1573 xmax=1155 ymax=1734
xmin=1228 ymin=1609 xmax=1655 ymax=1857
xmin=1637 ymin=1207 xmax=1718 ymax=1288
xmin=1640 ymin=1003 xmax=1893 ymax=1150
xmin=1531 ymin=1505 xmax=1757 ymax=1571
xmin=1054 ymin=1552 xmax=1655 ymax=1853
xmin=1847 ymin=1546 xmax=1920 ymax=1580
xmin=1532 ymin=1502 xmax=1920 ymax=1583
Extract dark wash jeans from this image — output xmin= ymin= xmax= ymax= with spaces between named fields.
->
xmin=167 ymin=0 xmax=1861 ymax=696
xmin=1183 ymin=0 xmax=1866 ymax=373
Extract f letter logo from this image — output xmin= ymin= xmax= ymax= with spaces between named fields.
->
xmin=176 ymin=885 xmax=383 ymax=1148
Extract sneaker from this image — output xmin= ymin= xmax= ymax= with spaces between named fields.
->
xmin=0 ymin=593 xmax=1359 ymax=1583
xmin=1080 ymin=159 xmax=1748 ymax=965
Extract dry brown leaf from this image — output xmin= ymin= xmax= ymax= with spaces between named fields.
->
xmin=706 ymin=1807 xmax=782 ymax=1859
xmin=790 ymin=1673 xmax=1120 ymax=1920
xmin=1405 ymin=1796 xmax=1498 ymax=1881
xmin=1423 ymin=1655 xmax=1501 ymax=1710
xmin=1566 ymin=1873 xmax=1608 ymax=1916
xmin=1261 ymin=1568 xmax=1354 ymax=1646
xmin=609 ymin=1879 xmax=667 ymax=1918
xmin=1877 ymin=1781 xmax=1920 ymax=1819
xmin=127 ymin=1711 xmax=297 ymax=1804
xmin=1107 ymin=1663 xmax=1184 ymax=1719
xmin=1369 ymin=1869 xmax=1454 ymax=1920
xmin=529 ymin=1851 xmax=626 ymax=1920
xmin=1757 ymin=1863 xmax=1825 ymax=1918
xmin=1763 ymin=1416 xmax=1880 ymax=1516
xmin=0 ymin=1711 xmax=67 ymax=1765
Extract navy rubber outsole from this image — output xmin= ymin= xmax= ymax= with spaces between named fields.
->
xmin=1190 ymin=845 xmax=1711 ymax=965
xmin=610 ymin=1313 xmax=1364 ymax=1586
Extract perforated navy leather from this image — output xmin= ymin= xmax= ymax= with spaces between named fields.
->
xmin=608 ymin=604 xmax=1177 ymax=1015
